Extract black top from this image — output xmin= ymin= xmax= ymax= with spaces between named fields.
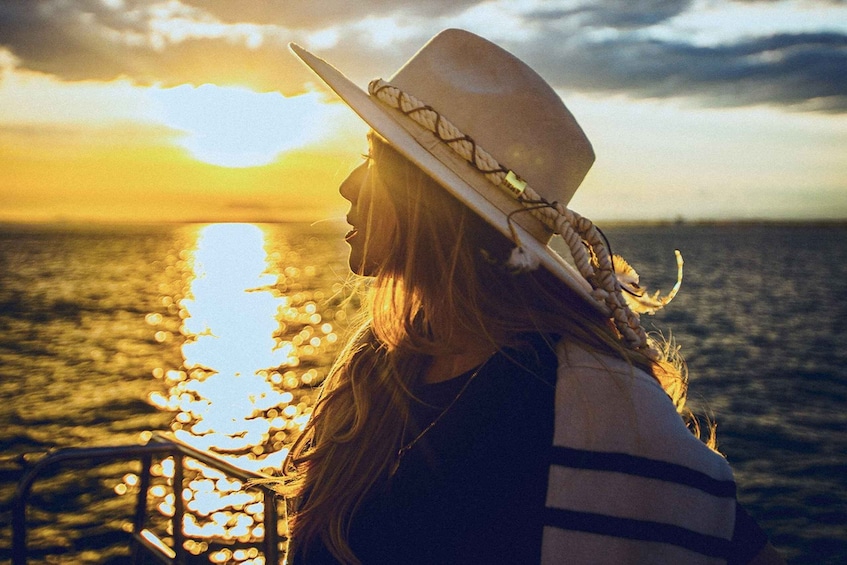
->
xmin=291 ymin=335 xmax=768 ymax=564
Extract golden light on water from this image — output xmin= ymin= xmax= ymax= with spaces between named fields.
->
xmin=167 ymin=223 xmax=297 ymax=467
xmin=147 ymin=223 xmax=319 ymax=464
xmin=131 ymin=222 xmax=353 ymax=562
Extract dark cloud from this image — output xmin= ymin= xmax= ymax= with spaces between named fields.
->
xmin=178 ymin=0 xmax=479 ymax=28
xmin=0 ymin=0 xmax=844 ymax=113
xmin=528 ymin=0 xmax=695 ymax=29
xmin=733 ymin=0 xmax=845 ymax=3
xmin=0 ymin=0 xmax=446 ymax=93
xmin=0 ymin=0 xmax=315 ymax=92
xmin=513 ymin=30 xmax=847 ymax=113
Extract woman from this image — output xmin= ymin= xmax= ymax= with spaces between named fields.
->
xmin=283 ymin=29 xmax=783 ymax=564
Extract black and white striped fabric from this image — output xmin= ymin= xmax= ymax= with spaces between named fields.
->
xmin=543 ymin=342 xmax=737 ymax=564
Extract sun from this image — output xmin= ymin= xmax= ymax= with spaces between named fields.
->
xmin=149 ymin=84 xmax=344 ymax=168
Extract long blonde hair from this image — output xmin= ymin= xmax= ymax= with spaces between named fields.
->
xmin=283 ymin=139 xmax=703 ymax=564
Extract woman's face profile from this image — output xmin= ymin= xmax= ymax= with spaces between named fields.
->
xmin=339 ymin=146 xmax=399 ymax=276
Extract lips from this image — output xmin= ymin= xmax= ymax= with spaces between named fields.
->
xmin=345 ymin=216 xmax=359 ymax=242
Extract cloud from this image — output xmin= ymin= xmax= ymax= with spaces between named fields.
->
xmin=0 ymin=0 xmax=845 ymax=112
xmin=519 ymin=30 xmax=847 ymax=112
xmin=528 ymin=0 xmax=695 ymax=29
xmin=178 ymin=0 xmax=480 ymax=28
xmin=0 ymin=0 xmax=313 ymax=91
xmin=733 ymin=0 xmax=845 ymax=4
xmin=0 ymin=0 xmax=474 ymax=88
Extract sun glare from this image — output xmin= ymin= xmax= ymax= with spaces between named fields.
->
xmin=180 ymin=223 xmax=292 ymax=373
xmin=149 ymin=84 xmax=345 ymax=168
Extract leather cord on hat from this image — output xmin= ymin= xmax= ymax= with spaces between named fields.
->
xmin=368 ymin=78 xmax=677 ymax=357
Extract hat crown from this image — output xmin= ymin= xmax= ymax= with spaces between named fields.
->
xmin=389 ymin=29 xmax=594 ymax=207
xmin=289 ymin=29 xmax=674 ymax=336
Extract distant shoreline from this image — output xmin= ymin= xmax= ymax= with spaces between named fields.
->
xmin=1 ymin=218 xmax=844 ymax=233
xmin=598 ymin=218 xmax=847 ymax=228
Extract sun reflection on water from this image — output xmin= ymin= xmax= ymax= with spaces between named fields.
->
xmin=147 ymin=224 xmax=307 ymax=468
xmin=127 ymin=222 xmax=354 ymax=563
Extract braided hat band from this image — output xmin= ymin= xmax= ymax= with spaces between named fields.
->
xmin=368 ymin=78 xmax=683 ymax=355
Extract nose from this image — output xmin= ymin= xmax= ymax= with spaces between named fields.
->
xmin=339 ymin=162 xmax=369 ymax=203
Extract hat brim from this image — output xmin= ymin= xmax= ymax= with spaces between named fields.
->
xmin=289 ymin=43 xmax=599 ymax=310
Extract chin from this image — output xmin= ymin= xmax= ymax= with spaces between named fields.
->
xmin=348 ymin=255 xmax=379 ymax=277
xmin=346 ymin=253 xmax=367 ymax=276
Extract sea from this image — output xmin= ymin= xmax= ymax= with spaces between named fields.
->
xmin=0 ymin=221 xmax=844 ymax=564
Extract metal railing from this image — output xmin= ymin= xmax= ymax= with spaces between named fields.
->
xmin=11 ymin=432 xmax=284 ymax=564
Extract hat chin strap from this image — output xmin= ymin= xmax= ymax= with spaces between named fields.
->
xmin=369 ymin=78 xmax=683 ymax=357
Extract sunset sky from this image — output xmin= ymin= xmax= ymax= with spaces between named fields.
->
xmin=1 ymin=0 xmax=845 ymax=224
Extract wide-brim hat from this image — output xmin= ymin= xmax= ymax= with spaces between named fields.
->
xmin=290 ymin=29 xmax=681 ymax=351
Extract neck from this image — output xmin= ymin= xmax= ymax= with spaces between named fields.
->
xmin=424 ymin=342 xmax=497 ymax=384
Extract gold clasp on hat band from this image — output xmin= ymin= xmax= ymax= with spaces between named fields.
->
xmin=367 ymin=77 xmax=672 ymax=353
xmin=501 ymin=171 xmax=527 ymax=198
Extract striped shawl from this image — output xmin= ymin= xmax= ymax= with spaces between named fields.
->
xmin=542 ymin=341 xmax=737 ymax=564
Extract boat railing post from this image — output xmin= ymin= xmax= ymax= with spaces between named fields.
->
xmin=11 ymin=439 xmax=284 ymax=564
xmin=131 ymin=452 xmax=154 ymax=565
xmin=11 ymin=443 xmax=176 ymax=565
xmin=11 ymin=462 xmax=35 ymax=565
xmin=172 ymin=453 xmax=186 ymax=564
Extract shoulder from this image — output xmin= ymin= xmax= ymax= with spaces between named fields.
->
xmin=553 ymin=339 xmax=734 ymax=482
xmin=545 ymin=340 xmax=739 ymax=560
